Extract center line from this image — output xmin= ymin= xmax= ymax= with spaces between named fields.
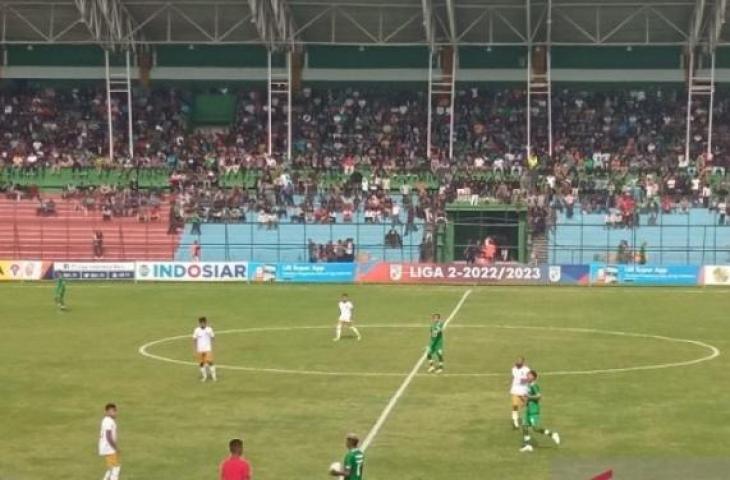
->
xmin=361 ymin=289 xmax=473 ymax=451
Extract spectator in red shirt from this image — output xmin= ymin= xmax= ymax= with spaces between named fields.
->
xmin=191 ymin=240 xmax=201 ymax=262
xmin=220 ymin=438 xmax=251 ymax=480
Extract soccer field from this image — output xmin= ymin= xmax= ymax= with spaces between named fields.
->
xmin=1 ymin=283 xmax=729 ymax=480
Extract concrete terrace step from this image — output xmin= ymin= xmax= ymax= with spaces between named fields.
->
xmin=0 ymin=200 xmax=180 ymax=261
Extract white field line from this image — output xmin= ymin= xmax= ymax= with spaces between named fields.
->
xmin=360 ymin=289 xmax=472 ymax=450
xmin=138 ymin=323 xmax=721 ymax=378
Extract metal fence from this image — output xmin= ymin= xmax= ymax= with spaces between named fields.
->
xmin=549 ymin=216 xmax=730 ymax=266
xmin=177 ymin=221 xmax=427 ymax=263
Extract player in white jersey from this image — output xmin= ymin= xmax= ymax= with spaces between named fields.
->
xmin=510 ymin=356 xmax=530 ymax=428
xmin=333 ymin=293 xmax=361 ymax=341
xmin=99 ymin=403 xmax=120 ymax=480
xmin=193 ymin=316 xmax=217 ymax=381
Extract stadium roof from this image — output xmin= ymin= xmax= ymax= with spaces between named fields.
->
xmin=0 ymin=0 xmax=727 ymax=49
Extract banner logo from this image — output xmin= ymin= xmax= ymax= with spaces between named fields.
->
xmin=389 ymin=264 xmax=403 ymax=281
xmin=135 ymin=262 xmax=248 ymax=282
xmin=549 ymin=266 xmax=562 ymax=283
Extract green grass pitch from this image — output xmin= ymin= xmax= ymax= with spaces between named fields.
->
xmin=1 ymin=283 xmax=729 ymax=479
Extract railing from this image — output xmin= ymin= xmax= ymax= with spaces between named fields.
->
xmin=549 ymin=211 xmax=730 ymax=266
xmin=177 ymin=221 xmax=426 ymax=263
xmin=5 ymin=196 xmax=730 ymax=265
xmin=0 ymin=197 xmax=179 ymax=261
xmin=0 ymin=195 xmax=426 ymax=261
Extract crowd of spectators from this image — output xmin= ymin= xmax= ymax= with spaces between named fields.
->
xmin=308 ymin=238 xmax=356 ymax=263
xmin=5 ymin=84 xmax=730 ymax=245
xmin=58 ymin=183 xmax=165 ymax=222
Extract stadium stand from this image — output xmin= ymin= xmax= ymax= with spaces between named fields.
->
xmin=0 ymin=0 xmax=730 ymax=262
xmin=2 ymin=82 xmax=730 ymax=263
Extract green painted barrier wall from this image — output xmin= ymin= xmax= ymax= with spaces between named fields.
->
xmin=156 ymin=45 xmax=284 ymax=68
xmin=7 ymin=45 xmax=126 ymax=67
xmin=459 ymin=46 xmax=527 ymax=69
xmin=307 ymin=46 xmax=429 ymax=69
xmin=552 ymin=46 xmax=681 ymax=69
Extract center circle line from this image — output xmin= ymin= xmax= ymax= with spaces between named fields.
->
xmin=138 ymin=324 xmax=720 ymax=377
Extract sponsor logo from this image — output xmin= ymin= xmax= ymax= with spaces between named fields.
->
xmin=549 ymin=265 xmax=562 ymax=283
xmin=0 ymin=261 xmax=43 ymax=280
xmin=53 ymin=262 xmax=136 ymax=280
xmin=712 ymin=266 xmax=730 ymax=284
xmin=136 ymin=262 xmax=248 ymax=281
xmin=389 ymin=264 xmax=403 ymax=281
xmin=138 ymin=264 xmax=150 ymax=277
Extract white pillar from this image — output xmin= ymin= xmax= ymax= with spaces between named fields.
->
xmin=105 ymin=50 xmax=114 ymax=162
xmin=684 ymin=49 xmax=694 ymax=165
xmin=448 ymin=48 xmax=456 ymax=161
xmin=126 ymin=50 xmax=134 ymax=161
xmin=427 ymin=49 xmax=433 ymax=160
xmin=287 ymin=50 xmax=293 ymax=162
xmin=707 ymin=51 xmax=716 ymax=158
xmin=267 ymin=50 xmax=273 ymax=157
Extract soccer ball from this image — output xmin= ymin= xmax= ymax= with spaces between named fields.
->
xmin=329 ymin=462 xmax=342 ymax=475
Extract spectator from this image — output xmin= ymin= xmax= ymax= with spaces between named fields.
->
xmin=638 ymin=242 xmax=648 ymax=265
xmin=719 ymin=199 xmax=727 ymax=225
xmin=102 ymin=203 xmax=112 ymax=221
xmin=190 ymin=212 xmax=202 ymax=235
xmin=617 ymin=240 xmax=631 ymax=264
xmin=92 ymin=230 xmax=104 ymax=259
xmin=191 ymin=240 xmax=201 ymax=262
xmin=385 ymin=228 xmax=403 ymax=249
xmin=37 ymin=198 xmax=56 ymax=216
xmin=482 ymin=237 xmax=497 ymax=264
xmin=464 ymin=239 xmax=478 ymax=264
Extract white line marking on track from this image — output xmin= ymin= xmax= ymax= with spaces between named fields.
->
xmin=360 ymin=289 xmax=472 ymax=450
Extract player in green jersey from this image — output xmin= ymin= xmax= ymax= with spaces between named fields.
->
xmin=519 ymin=370 xmax=560 ymax=452
xmin=330 ymin=433 xmax=364 ymax=480
xmin=54 ymin=276 xmax=67 ymax=310
xmin=426 ymin=313 xmax=444 ymax=373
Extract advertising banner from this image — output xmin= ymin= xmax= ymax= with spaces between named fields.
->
xmin=0 ymin=261 xmax=46 ymax=281
xmin=248 ymin=262 xmax=356 ymax=283
xmin=135 ymin=262 xmax=248 ymax=282
xmin=278 ymin=263 xmax=355 ymax=283
xmin=357 ymin=262 xmax=547 ymax=284
xmin=702 ymin=265 xmax=730 ymax=286
xmin=589 ymin=264 xmax=701 ymax=286
xmin=547 ymin=265 xmax=590 ymax=285
xmin=53 ymin=262 xmax=135 ymax=280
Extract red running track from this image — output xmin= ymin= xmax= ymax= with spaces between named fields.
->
xmin=0 ymin=196 xmax=180 ymax=261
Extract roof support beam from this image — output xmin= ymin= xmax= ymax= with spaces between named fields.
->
xmin=711 ymin=0 xmax=728 ymax=48
xmin=248 ymin=0 xmax=297 ymax=48
xmin=422 ymin=0 xmax=433 ymax=44
xmin=445 ymin=0 xmax=457 ymax=43
xmin=74 ymin=0 xmax=139 ymax=49
xmin=688 ymin=0 xmax=707 ymax=49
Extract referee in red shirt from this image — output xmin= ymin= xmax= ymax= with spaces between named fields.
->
xmin=220 ymin=438 xmax=252 ymax=480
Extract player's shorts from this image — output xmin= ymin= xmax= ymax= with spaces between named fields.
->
xmin=523 ymin=413 xmax=540 ymax=428
xmin=104 ymin=453 xmax=120 ymax=468
xmin=511 ymin=394 xmax=526 ymax=409
xmin=197 ymin=351 xmax=214 ymax=364
xmin=427 ymin=342 xmax=443 ymax=356
xmin=338 ymin=317 xmax=352 ymax=323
